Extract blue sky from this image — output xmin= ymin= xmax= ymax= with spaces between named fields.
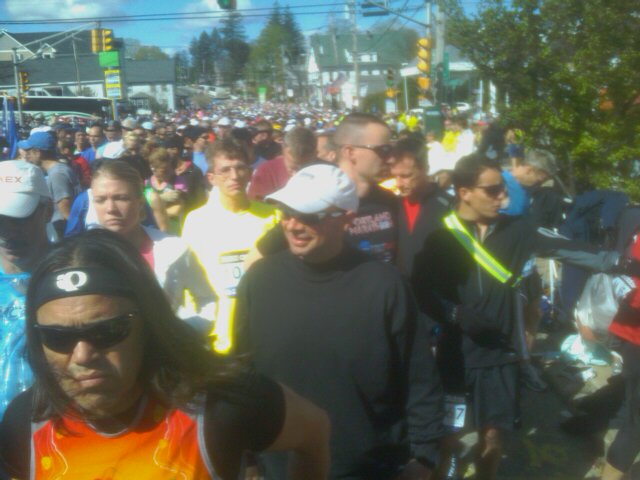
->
xmin=0 ymin=0 xmax=434 ymax=55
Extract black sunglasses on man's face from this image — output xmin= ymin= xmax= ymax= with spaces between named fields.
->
xmin=347 ymin=144 xmax=394 ymax=161
xmin=34 ymin=312 xmax=136 ymax=354
xmin=473 ymin=182 xmax=506 ymax=198
xmin=279 ymin=205 xmax=345 ymax=226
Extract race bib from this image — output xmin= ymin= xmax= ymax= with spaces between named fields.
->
xmin=443 ymin=394 xmax=466 ymax=430
xmin=219 ymin=250 xmax=248 ymax=298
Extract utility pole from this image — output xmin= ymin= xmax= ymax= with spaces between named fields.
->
xmin=425 ymin=1 xmax=433 ymax=102
xmin=433 ymin=3 xmax=446 ymax=103
xmin=72 ymin=38 xmax=82 ymax=94
xmin=350 ymin=0 xmax=360 ymax=110
xmin=11 ymin=48 xmax=23 ymax=126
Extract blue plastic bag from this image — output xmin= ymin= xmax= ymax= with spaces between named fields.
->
xmin=0 ymin=272 xmax=32 ymax=418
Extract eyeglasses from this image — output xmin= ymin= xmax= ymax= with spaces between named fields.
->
xmin=213 ymin=165 xmax=251 ymax=177
xmin=474 ymin=182 xmax=507 ymax=198
xmin=34 ymin=312 xmax=137 ymax=354
xmin=348 ymin=144 xmax=394 ymax=160
xmin=280 ymin=205 xmax=345 ymax=225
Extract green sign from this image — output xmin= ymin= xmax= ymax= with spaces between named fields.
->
xmin=99 ymin=51 xmax=119 ymax=68
xmin=257 ymin=86 xmax=267 ymax=104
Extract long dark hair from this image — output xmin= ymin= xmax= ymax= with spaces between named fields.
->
xmin=26 ymin=229 xmax=241 ymax=420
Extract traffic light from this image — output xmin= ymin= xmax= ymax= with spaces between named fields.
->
xmin=416 ymin=37 xmax=432 ymax=92
xmin=19 ymin=71 xmax=29 ymax=93
xmin=217 ymin=0 xmax=236 ymax=9
xmin=102 ymin=29 xmax=113 ymax=51
xmin=91 ymin=29 xmax=102 ymax=53
xmin=417 ymin=76 xmax=430 ymax=91
xmin=386 ymin=68 xmax=394 ymax=88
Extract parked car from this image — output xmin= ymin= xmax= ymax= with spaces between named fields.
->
xmin=455 ymin=102 xmax=472 ymax=113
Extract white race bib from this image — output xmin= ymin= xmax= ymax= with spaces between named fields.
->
xmin=443 ymin=394 xmax=466 ymax=430
xmin=219 ymin=250 xmax=248 ymax=298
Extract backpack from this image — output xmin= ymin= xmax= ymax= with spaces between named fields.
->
xmin=557 ymin=190 xmax=629 ymax=324
xmin=612 ymin=204 xmax=640 ymax=254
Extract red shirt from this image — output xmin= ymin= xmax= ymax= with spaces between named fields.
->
xmin=247 ymin=156 xmax=289 ymax=201
xmin=139 ymin=232 xmax=155 ymax=270
xmin=402 ymin=196 xmax=421 ymax=234
xmin=609 ymin=234 xmax=640 ymax=345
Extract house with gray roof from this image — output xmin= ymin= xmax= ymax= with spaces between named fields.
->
xmin=0 ymin=30 xmax=177 ymax=111
xmin=307 ymin=29 xmax=417 ymax=108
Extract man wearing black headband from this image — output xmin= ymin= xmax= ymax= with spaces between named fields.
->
xmin=0 ymin=230 xmax=330 ymax=479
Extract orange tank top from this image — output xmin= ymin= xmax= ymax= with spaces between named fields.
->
xmin=31 ymin=396 xmax=219 ymax=479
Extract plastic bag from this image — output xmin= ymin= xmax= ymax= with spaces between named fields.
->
xmin=574 ymin=273 xmax=633 ymax=335
xmin=0 ymin=273 xmax=32 ymax=419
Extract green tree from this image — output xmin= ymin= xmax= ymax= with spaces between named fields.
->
xmin=267 ymin=1 xmax=282 ymax=28
xmin=282 ymin=6 xmax=305 ymax=65
xmin=189 ymin=32 xmax=212 ymax=83
xmin=245 ymin=21 xmax=287 ymax=98
xmin=173 ymin=51 xmax=190 ymax=85
xmin=446 ymin=0 xmax=640 ymax=196
xmin=220 ymin=11 xmax=250 ymax=85
xmin=245 ymin=5 xmax=307 ymax=98
xmin=132 ymin=46 xmax=169 ymax=61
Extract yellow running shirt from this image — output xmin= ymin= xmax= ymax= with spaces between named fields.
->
xmin=182 ymin=193 xmax=278 ymax=353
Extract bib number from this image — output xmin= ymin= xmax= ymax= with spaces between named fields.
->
xmin=219 ymin=250 xmax=248 ymax=298
xmin=444 ymin=395 xmax=466 ymax=430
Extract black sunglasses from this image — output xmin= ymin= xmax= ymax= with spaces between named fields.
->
xmin=474 ymin=182 xmax=506 ymax=198
xmin=349 ymin=144 xmax=394 ymax=160
xmin=280 ymin=205 xmax=345 ymax=225
xmin=34 ymin=312 xmax=136 ymax=354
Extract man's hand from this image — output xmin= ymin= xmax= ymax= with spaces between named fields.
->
xmin=393 ymin=459 xmax=433 ymax=480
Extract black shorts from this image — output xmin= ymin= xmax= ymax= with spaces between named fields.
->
xmin=465 ymin=363 xmax=521 ymax=431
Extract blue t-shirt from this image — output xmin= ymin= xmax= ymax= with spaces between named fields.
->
xmin=193 ymin=151 xmax=208 ymax=175
xmin=500 ymin=170 xmax=529 ymax=217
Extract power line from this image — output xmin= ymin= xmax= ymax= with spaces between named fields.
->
xmin=0 ymin=3 xmax=348 ymax=25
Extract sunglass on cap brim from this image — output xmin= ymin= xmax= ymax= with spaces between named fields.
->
xmin=34 ymin=312 xmax=136 ymax=354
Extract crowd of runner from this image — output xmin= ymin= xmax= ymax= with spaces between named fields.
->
xmin=0 ymin=102 xmax=638 ymax=480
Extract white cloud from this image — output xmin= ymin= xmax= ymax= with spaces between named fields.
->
xmin=5 ymin=0 xmax=127 ymax=20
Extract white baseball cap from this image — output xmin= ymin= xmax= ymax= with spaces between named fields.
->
xmin=0 ymin=160 xmax=51 ymax=218
xmin=218 ymin=117 xmax=231 ymax=127
xmin=266 ymin=164 xmax=358 ymax=214
xmin=102 ymin=141 xmax=125 ymax=159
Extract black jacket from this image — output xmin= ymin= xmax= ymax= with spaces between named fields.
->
xmin=396 ymin=184 xmax=451 ymax=277
xmin=412 ymin=214 xmax=620 ymax=369
xmin=234 ymin=247 xmax=445 ymax=479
